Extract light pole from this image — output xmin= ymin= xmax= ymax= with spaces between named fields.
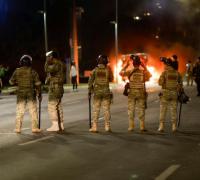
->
xmin=38 ymin=0 xmax=48 ymax=52
xmin=111 ymin=0 xmax=118 ymax=83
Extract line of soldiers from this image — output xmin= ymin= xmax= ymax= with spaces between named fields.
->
xmin=9 ymin=52 xmax=195 ymax=134
xmin=88 ymin=54 xmax=184 ymax=133
xmin=9 ymin=51 xmax=66 ymax=133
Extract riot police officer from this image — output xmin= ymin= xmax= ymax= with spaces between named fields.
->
xmin=9 ymin=55 xmax=42 ymax=133
xmin=158 ymin=58 xmax=183 ymax=132
xmin=88 ymin=55 xmax=113 ymax=133
xmin=120 ymin=55 xmax=151 ymax=132
xmin=45 ymin=51 xmax=66 ymax=131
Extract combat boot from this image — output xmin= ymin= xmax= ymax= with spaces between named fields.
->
xmin=32 ymin=128 xmax=42 ymax=133
xmin=89 ymin=123 xmax=98 ymax=133
xmin=158 ymin=122 xmax=164 ymax=132
xmin=47 ymin=121 xmax=59 ymax=132
xmin=14 ymin=128 xmax=21 ymax=133
xmin=172 ymin=123 xmax=177 ymax=132
xmin=105 ymin=121 xmax=112 ymax=132
xmin=140 ymin=121 xmax=147 ymax=132
xmin=105 ymin=126 xmax=112 ymax=132
xmin=60 ymin=122 xmax=65 ymax=131
xmin=128 ymin=120 xmax=134 ymax=132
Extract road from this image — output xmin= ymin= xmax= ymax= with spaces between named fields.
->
xmin=0 ymin=84 xmax=200 ymax=180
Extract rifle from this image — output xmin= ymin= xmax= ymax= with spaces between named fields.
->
xmin=88 ymin=94 xmax=92 ymax=128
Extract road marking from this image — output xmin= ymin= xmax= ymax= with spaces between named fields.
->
xmin=0 ymin=133 xmax=16 ymax=135
xmin=18 ymin=135 xmax=54 ymax=146
xmin=130 ymin=174 xmax=139 ymax=179
xmin=99 ymin=117 xmax=104 ymax=120
xmin=21 ymin=128 xmax=30 ymax=130
xmin=64 ymin=100 xmax=81 ymax=105
xmin=155 ymin=164 xmax=181 ymax=180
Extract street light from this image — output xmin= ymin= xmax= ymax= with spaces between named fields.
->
xmin=110 ymin=0 xmax=118 ymax=83
xmin=38 ymin=0 xmax=48 ymax=53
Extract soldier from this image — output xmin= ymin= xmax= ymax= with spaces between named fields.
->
xmin=158 ymin=58 xmax=183 ymax=132
xmin=88 ymin=55 xmax=113 ymax=133
xmin=171 ymin=54 xmax=179 ymax=71
xmin=9 ymin=55 xmax=42 ymax=133
xmin=45 ymin=51 xmax=66 ymax=131
xmin=119 ymin=55 xmax=151 ymax=132
xmin=193 ymin=57 xmax=200 ymax=96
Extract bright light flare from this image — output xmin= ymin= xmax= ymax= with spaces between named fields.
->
xmin=114 ymin=60 xmax=123 ymax=83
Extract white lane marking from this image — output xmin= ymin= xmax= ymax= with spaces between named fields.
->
xmin=155 ymin=164 xmax=181 ymax=180
xmin=64 ymin=100 xmax=81 ymax=105
xmin=130 ymin=174 xmax=139 ymax=179
xmin=0 ymin=133 xmax=16 ymax=135
xmin=21 ymin=128 xmax=30 ymax=130
xmin=99 ymin=117 xmax=104 ymax=120
xmin=18 ymin=135 xmax=54 ymax=146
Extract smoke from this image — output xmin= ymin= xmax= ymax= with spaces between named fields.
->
xmin=109 ymin=34 xmax=196 ymax=74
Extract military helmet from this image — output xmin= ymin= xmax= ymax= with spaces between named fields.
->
xmin=46 ymin=50 xmax=58 ymax=58
xmin=97 ymin=55 xmax=109 ymax=65
xmin=172 ymin=54 xmax=178 ymax=60
xmin=130 ymin=55 xmax=141 ymax=66
xmin=19 ymin=55 xmax=32 ymax=66
xmin=165 ymin=58 xmax=173 ymax=66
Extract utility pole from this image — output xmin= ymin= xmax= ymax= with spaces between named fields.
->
xmin=43 ymin=0 xmax=48 ymax=52
xmin=72 ymin=0 xmax=79 ymax=84
xmin=115 ymin=0 xmax=118 ymax=83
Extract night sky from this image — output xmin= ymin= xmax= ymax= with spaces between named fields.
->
xmin=0 ymin=0 xmax=200 ymax=81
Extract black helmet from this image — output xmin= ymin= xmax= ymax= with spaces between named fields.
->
xmin=97 ymin=55 xmax=109 ymax=65
xmin=130 ymin=55 xmax=141 ymax=66
xmin=46 ymin=50 xmax=58 ymax=58
xmin=172 ymin=54 xmax=178 ymax=60
xmin=165 ymin=58 xmax=173 ymax=66
xmin=19 ymin=55 xmax=32 ymax=66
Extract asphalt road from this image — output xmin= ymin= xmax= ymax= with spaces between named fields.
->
xmin=0 ymin=84 xmax=200 ymax=180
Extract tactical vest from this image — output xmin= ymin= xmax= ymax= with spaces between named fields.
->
xmin=129 ymin=69 xmax=144 ymax=89
xmin=165 ymin=70 xmax=178 ymax=90
xmin=93 ymin=66 xmax=110 ymax=95
xmin=50 ymin=60 xmax=66 ymax=85
xmin=16 ymin=67 xmax=34 ymax=90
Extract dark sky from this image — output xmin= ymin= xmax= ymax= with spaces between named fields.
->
xmin=0 ymin=0 xmax=200 ymax=78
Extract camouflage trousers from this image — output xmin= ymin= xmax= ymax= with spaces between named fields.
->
xmin=48 ymin=99 xmax=63 ymax=123
xmin=92 ymin=96 xmax=111 ymax=128
xmin=128 ymin=96 xmax=145 ymax=125
xmin=159 ymin=96 xmax=177 ymax=124
xmin=16 ymin=100 xmax=38 ymax=129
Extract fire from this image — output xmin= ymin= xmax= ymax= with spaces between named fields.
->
xmin=114 ymin=60 xmax=123 ymax=83
xmin=146 ymin=65 xmax=160 ymax=84
xmin=113 ymin=60 xmax=160 ymax=85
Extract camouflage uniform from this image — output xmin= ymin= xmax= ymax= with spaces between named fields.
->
xmin=45 ymin=58 xmax=66 ymax=131
xmin=88 ymin=64 xmax=113 ymax=132
xmin=9 ymin=66 xmax=41 ymax=132
xmin=120 ymin=67 xmax=151 ymax=131
xmin=158 ymin=65 xmax=183 ymax=132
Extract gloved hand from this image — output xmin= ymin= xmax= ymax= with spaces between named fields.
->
xmin=88 ymin=92 xmax=91 ymax=99
xmin=37 ymin=94 xmax=42 ymax=102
